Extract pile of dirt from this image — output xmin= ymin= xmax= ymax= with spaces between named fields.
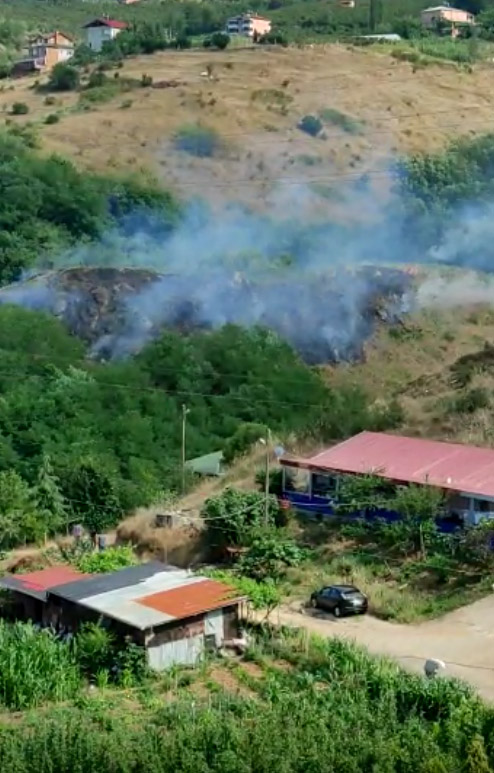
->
xmin=0 ymin=265 xmax=414 ymax=364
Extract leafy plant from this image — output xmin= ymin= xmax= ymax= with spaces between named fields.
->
xmin=10 ymin=102 xmax=29 ymax=116
xmin=173 ymin=124 xmax=221 ymax=157
xmin=48 ymin=63 xmax=80 ymax=92
xmin=44 ymin=113 xmax=60 ymax=125
xmin=76 ymin=545 xmax=138 ymax=574
xmin=210 ymin=31 xmax=230 ymax=50
xmin=298 ymin=114 xmax=323 ymax=137
xmin=202 ymin=488 xmax=281 ymax=548
xmin=238 ymin=530 xmax=307 ymax=580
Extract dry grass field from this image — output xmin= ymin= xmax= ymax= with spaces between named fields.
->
xmin=2 ymin=43 xmax=494 ymax=210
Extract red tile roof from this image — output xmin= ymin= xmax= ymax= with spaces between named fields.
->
xmin=138 ymin=579 xmax=243 ymax=621
xmin=83 ymin=18 xmax=128 ymax=30
xmin=14 ymin=566 xmax=87 ymax=593
xmin=284 ymin=431 xmax=494 ymax=498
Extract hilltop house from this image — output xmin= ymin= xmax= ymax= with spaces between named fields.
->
xmin=83 ymin=17 xmax=128 ymax=53
xmin=280 ymin=431 xmax=494 ymax=529
xmin=12 ymin=30 xmax=74 ymax=77
xmin=0 ymin=562 xmax=245 ymax=671
xmin=420 ymin=5 xmax=475 ymax=36
xmin=226 ymin=13 xmax=272 ymax=39
xmin=28 ymin=30 xmax=74 ymax=68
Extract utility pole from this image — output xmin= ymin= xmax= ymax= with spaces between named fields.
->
xmin=181 ymin=404 xmax=189 ymax=495
xmin=264 ymin=428 xmax=271 ymax=526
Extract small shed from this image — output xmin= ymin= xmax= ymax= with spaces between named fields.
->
xmin=0 ymin=566 xmax=89 ymax=623
xmin=186 ymin=450 xmax=225 ymax=477
xmin=45 ymin=561 xmax=245 ymax=670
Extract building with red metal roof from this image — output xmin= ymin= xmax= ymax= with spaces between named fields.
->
xmin=280 ymin=432 xmax=494 ymax=526
xmin=83 ymin=18 xmax=129 ymax=52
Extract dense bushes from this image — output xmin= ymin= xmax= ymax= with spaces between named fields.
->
xmin=173 ymin=124 xmax=221 ymax=157
xmin=0 ymin=630 xmax=494 ymax=771
xmin=0 ymin=621 xmax=146 ymax=709
xmin=0 ymin=309 xmax=364 ymax=545
xmin=0 ymin=130 xmax=177 ymax=283
xmin=399 ymin=132 xmax=494 ymax=253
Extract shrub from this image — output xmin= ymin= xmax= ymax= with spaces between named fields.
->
xmin=173 ymin=124 xmax=221 ymax=157
xmin=298 ymin=114 xmax=323 ymax=137
xmin=11 ymin=102 xmax=29 ymax=115
xmin=44 ymin=113 xmax=60 ymax=125
xmin=319 ymin=108 xmax=362 ymax=134
xmin=76 ymin=545 xmax=138 ymax=574
xmin=223 ymin=422 xmax=268 ymax=464
xmin=87 ymin=70 xmax=108 ymax=89
xmin=210 ymin=31 xmax=230 ymax=50
xmin=450 ymin=387 xmax=490 ymax=414
xmin=141 ymin=73 xmax=153 ymax=87
xmin=48 ymin=63 xmax=80 ymax=92
xmin=259 ymin=30 xmax=288 ymax=46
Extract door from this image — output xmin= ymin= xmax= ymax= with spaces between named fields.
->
xmin=204 ymin=610 xmax=224 ymax=647
xmin=319 ymin=588 xmax=334 ymax=611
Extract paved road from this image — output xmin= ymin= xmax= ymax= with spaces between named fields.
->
xmin=267 ymin=597 xmax=494 ymax=701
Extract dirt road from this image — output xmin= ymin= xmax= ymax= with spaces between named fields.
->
xmin=268 ymin=597 xmax=494 ymax=701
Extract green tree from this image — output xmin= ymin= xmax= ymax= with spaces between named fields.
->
xmin=33 ymin=454 xmax=67 ymax=537
xmin=210 ymin=31 xmax=230 ymax=49
xmin=202 ymin=488 xmax=280 ymax=548
xmin=0 ymin=470 xmax=40 ymax=548
xmin=63 ymin=460 xmax=123 ymax=535
xmin=48 ymin=63 xmax=80 ymax=92
xmin=223 ymin=422 xmax=268 ymax=464
xmin=238 ymin=530 xmax=306 ymax=581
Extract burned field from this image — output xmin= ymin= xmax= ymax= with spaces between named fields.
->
xmin=0 ymin=265 xmax=414 ymax=364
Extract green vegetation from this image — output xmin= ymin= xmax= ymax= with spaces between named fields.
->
xmin=0 ymin=620 xmax=145 ymax=709
xmin=173 ymin=124 xmax=221 ymax=158
xmin=0 ymin=627 xmax=493 ymax=771
xmin=0 ymin=129 xmax=177 ymax=283
xmin=48 ymin=62 xmax=80 ymax=92
xmin=76 ymin=545 xmax=138 ymax=574
xmin=400 ymin=132 xmax=494 ymax=249
xmin=10 ymin=102 xmax=29 ymax=116
xmin=298 ymin=114 xmax=323 ymax=137
xmin=319 ymin=107 xmax=363 ymax=134
xmin=204 ymin=31 xmax=231 ymax=50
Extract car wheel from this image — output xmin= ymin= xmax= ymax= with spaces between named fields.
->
xmin=334 ymin=605 xmax=342 ymax=618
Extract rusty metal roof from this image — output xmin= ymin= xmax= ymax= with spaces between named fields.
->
xmin=138 ymin=579 xmax=241 ymax=621
xmin=0 ymin=566 xmax=89 ymax=601
xmin=48 ymin=563 xmax=244 ymax=631
xmin=283 ymin=431 xmax=494 ymax=498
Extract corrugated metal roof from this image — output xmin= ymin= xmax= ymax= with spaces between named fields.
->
xmin=49 ymin=560 xmax=177 ymax=602
xmin=138 ymin=579 xmax=241 ymax=621
xmin=47 ymin=562 xmax=243 ymax=631
xmin=284 ymin=431 xmax=494 ymax=498
xmin=0 ymin=566 xmax=88 ymax=601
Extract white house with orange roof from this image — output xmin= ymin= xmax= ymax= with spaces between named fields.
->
xmin=226 ymin=13 xmax=272 ymax=39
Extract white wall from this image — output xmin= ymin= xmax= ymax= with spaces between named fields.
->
xmin=86 ymin=26 xmax=120 ymax=53
xmin=147 ymin=633 xmax=204 ymax=671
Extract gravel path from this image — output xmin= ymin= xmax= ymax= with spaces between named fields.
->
xmin=266 ymin=596 xmax=494 ymax=701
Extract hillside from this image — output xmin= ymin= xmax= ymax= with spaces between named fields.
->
xmin=2 ymin=44 xmax=494 ymax=212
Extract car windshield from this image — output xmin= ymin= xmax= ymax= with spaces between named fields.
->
xmin=341 ymin=590 xmax=361 ymax=599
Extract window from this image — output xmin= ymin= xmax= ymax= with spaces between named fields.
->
xmin=473 ymin=499 xmax=490 ymax=513
xmin=311 ymin=473 xmax=337 ymax=498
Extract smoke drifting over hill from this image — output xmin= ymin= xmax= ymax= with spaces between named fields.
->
xmin=0 ymin=188 xmax=417 ymax=364
xmin=0 ymin=182 xmax=490 ymax=364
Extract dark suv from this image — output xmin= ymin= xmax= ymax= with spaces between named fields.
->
xmin=310 ymin=584 xmax=368 ymax=617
